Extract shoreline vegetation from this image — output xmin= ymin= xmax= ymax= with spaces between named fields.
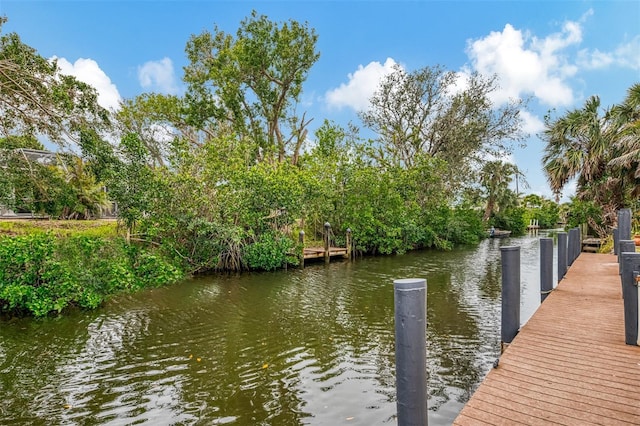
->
xmin=0 ymin=12 xmax=637 ymax=318
xmin=0 ymin=215 xmax=494 ymax=318
xmin=0 ymin=220 xmax=183 ymax=317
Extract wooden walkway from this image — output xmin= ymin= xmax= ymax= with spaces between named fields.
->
xmin=454 ymin=252 xmax=640 ymax=425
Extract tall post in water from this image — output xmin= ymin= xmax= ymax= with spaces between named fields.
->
xmin=393 ymin=278 xmax=427 ymax=426
xmin=501 ymin=246 xmax=520 ymax=353
xmin=620 ymin=252 xmax=640 ymax=345
xmin=540 ymin=238 xmax=553 ymax=302
xmin=613 ymin=228 xmax=619 ymax=255
xmin=299 ymin=230 xmax=305 ymax=269
xmin=558 ymin=232 xmax=568 ymax=281
xmin=345 ymin=228 xmax=352 ymax=260
xmin=324 ymin=222 xmax=331 ymax=264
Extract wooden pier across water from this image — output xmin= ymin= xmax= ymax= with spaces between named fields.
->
xmin=454 ymin=252 xmax=640 ymax=425
xmin=303 ymin=246 xmax=348 ymax=260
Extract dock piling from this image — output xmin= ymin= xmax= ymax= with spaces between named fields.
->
xmin=346 ymin=228 xmax=352 ymax=260
xmin=540 ymin=238 xmax=553 ymax=302
xmin=558 ymin=232 xmax=567 ymax=281
xmin=618 ymin=209 xmax=632 ymax=241
xmin=620 ymin=252 xmax=640 ymax=345
xmin=613 ymin=228 xmax=619 ymax=255
xmin=501 ymin=246 xmax=520 ymax=352
xmin=299 ymin=230 xmax=305 ymax=269
xmin=567 ymin=229 xmax=576 ymax=266
xmin=619 ymin=240 xmax=635 ymax=276
xmin=393 ymin=278 xmax=427 ymax=426
xmin=323 ymin=222 xmax=331 ymax=265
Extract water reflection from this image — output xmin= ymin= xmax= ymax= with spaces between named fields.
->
xmin=0 ymin=234 xmax=550 ymax=425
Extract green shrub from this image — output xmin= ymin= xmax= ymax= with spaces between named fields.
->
xmin=0 ymin=233 xmax=185 ymax=317
xmin=244 ymin=232 xmax=299 ymax=271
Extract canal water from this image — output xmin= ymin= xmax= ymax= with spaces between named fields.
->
xmin=0 ymin=232 xmax=554 ymax=425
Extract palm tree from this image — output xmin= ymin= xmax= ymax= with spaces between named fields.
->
xmin=60 ymin=155 xmax=111 ymax=219
xmin=542 ymin=95 xmax=612 ymax=199
xmin=608 ymin=83 xmax=640 ymax=200
xmin=480 ymin=160 xmax=525 ymax=221
xmin=542 ymin=88 xmax=640 ymax=234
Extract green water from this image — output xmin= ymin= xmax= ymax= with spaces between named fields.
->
xmin=0 ymin=234 xmax=547 ymax=425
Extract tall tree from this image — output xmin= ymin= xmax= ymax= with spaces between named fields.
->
xmin=542 ymin=95 xmax=612 ymax=199
xmin=479 ymin=160 xmax=525 ymax=221
xmin=608 ymin=83 xmax=640 ymax=200
xmin=0 ymin=18 xmax=110 ymax=146
xmin=116 ymin=93 xmax=184 ymax=167
xmin=541 ymin=90 xmax=640 ymax=234
xmin=359 ymin=64 xmax=526 ymax=176
xmin=183 ymin=11 xmax=319 ymax=164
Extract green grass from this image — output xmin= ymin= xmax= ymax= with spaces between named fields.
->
xmin=0 ymin=220 xmax=119 ymax=238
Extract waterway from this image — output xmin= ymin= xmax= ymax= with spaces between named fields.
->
xmin=0 ymin=232 xmax=555 ymax=425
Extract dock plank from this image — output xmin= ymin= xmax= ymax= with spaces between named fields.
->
xmin=454 ymin=253 xmax=640 ymax=425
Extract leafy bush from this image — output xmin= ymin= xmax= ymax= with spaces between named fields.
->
xmin=565 ymin=198 xmax=602 ymax=230
xmin=444 ymin=207 xmax=485 ymax=245
xmin=243 ymin=232 xmax=299 ymax=271
xmin=490 ymin=207 xmax=526 ymax=236
xmin=0 ymin=233 xmax=184 ymax=317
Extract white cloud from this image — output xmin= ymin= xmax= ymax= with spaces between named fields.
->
xmin=466 ymin=20 xmax=583 ymax=107
xmin=519 ymin=110 xmax=545 ymax=135
xmin=576 ymin=48 xmax=614 ymax=69
xmin=577 ymin=36 xmax=640 ymax=71
xmin=614 ymin=36 xmax=640 ymax=70
xmin=54 ymin=57 xmax=122 ymax=111
xmin=325 ymin=57 xmax=399 ymax=111
xmin=138 ymin=57 xmax=179 ymax=95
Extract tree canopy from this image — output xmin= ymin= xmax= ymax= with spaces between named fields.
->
xmin=0 ymin=18 xmax=110 ymax=146
xmin=359 ymin=64 xmax=526 ymax=180
xmin=183 ymin=10 xmax=320 ymax=165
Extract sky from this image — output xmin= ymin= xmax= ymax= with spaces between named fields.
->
xmin=1 ymin=0 xmax=639 ymax=201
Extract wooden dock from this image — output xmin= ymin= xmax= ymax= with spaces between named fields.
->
xmin=303 ymin=246 xmax=348 ymax=260
xmin=454 ymin=252 xmax=640 ymax=425
xmin=581 ymin=237 xmax=602 ymax=253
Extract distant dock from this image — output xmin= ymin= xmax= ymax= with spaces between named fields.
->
xmin=303 ymin=246 xmax=348 ymax=260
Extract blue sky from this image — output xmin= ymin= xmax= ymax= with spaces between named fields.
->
xmin=2 ymin=1 xmax=639 ymax=200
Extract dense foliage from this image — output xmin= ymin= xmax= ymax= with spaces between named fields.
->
xmin=0 ymin=18 xmax=109 ymax=146
xmin=0 ymin=233 xmax=183 ymax=317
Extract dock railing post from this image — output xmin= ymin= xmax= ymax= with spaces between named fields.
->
xmin=613 ymin=228 xmax=619 ymax=255
xmin=393 ymin=278 xmax=427 ymax=426
xmin=299 ymin=230 xmax=305 ymax=269
xmin=620 ymin=252 xmax=640 ymax=345
xmin=574 ymin=227 xmax=581 ymax=263
xmin=558 ymin=232 xmax=567 ymax=281
xmin=324 ymin=222 xmax=331 ymax=265
xmin=577 ymin=226 xmax=582 ymax=259
xmin=540 ymin=238 xmax=553 ymax=302
xmin=619 ymin=209 xmax=632 ymax=241
xmin=619 ymin=240 xmax=635 ymax=276
xmin=501 ymin=246 xmax=520 ymax=353
xmin=567 ymin=229 xmax=576 ymax=266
